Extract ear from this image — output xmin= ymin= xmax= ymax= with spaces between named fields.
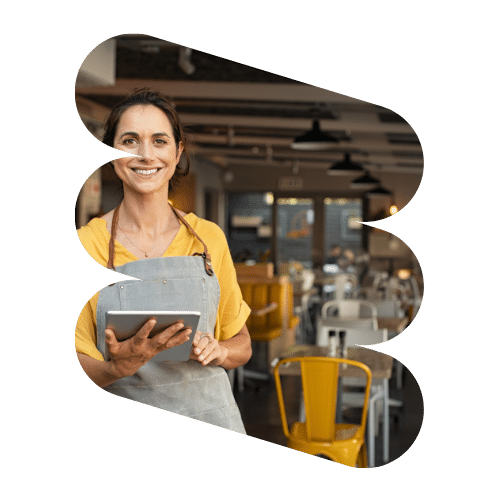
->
xmin=176 ymin=142 xmax=184 ymax=163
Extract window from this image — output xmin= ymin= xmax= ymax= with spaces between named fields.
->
xmin=226 ymin=192 xmax=364 ymax=269
xmin=324 ymin=197 xmax=363 ymax=265
xmin=227 ymin=193 xmax=273 ymax=263
xmin=276 ymin=197 xmax=314 ymax=268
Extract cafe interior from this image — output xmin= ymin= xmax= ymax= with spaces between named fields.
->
xmin=75 ymin=34 xmax=424 ymax=468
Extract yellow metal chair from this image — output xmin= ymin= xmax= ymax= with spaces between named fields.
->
xmin=274 ymin=356 xmax=372 ymax=467
xmin=240 ymin=279 xmax=299 ymax=342
xmin=235 ymin=277 xmax=300 ymax=391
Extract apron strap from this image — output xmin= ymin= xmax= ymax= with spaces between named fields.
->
xmin=106 ymin=203 xmax=214 ymax=276
xmin=107 ymin=204 xmax=120 ymax=270
xmin=171 ymin=206 xmax=214 ymax=276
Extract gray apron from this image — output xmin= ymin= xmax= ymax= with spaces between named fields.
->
xmin=95 ymin=208 xmax=246 ymax=434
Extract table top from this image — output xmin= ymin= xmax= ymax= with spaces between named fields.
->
xmin=316 ymin=315 xmax=409 ymax=334
xmin=377 ymin=317 xmax=409 ymax=333
xmin=276 ymin=345 xmax=393 ymax=379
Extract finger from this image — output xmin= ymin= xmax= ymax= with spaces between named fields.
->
xmin=156 ymin=321 xmax=184 ymax=343
xmin=202 ymin=344 xmax=228 ymax=366
xmin=135 ymin=318 xmax=156 ymax=339
xmin=168 ymin=328 xmax=192 ymax=348
xmin=195 ymin=339 xmax=216 ymax=362
xmin=104 ymin=328 xmax=119 ymax=352
xmin=191 ymin=331 xmax=204 ymax=347
xmin=134 ymin=318 xmax=157 ymax=344
xmin=193 ymin=334 xmax=213 ymax=356
xmin=198 ymin=344 xmax=219 ymax=365
xmin=155 ymin=322 xmax=190 ymax=347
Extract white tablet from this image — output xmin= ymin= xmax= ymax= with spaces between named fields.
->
xmin=104 ymin=311 xmax=201 ymax=362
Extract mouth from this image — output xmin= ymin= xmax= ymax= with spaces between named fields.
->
xmin=132 ymin=168 xmax=159 ymax=176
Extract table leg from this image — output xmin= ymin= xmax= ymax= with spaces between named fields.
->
xmin=383 ymin=378 xmax=390 ymax=463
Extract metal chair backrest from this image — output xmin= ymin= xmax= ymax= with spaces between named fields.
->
xmin=274 ymin=356 xmax=372 ymax=442
xmin=321 ymin=299 xmax=378 ymax=320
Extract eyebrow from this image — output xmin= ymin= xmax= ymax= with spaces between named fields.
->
xmin=118 ymin=131 xmax=171 ymax=140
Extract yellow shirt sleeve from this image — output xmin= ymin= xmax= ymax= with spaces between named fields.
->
xmin=214 ymin=233 xmax=251 ymax=341
xmin=75 ymin=291 xmax=104 ymax=361
xmin=75 ymin=214 xmax=250 ymax=355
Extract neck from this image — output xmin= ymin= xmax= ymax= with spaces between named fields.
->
xmin=119 ymin=189 xmax=175 ymax=236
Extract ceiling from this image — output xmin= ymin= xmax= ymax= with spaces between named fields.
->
xmin=75 ymin=34 xmax=423 ymax=180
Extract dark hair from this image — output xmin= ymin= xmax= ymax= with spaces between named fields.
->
xmin=102 ymin=89 xmax=190 ymax=192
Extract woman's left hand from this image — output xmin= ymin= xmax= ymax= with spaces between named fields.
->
xmin=190 ymin=332 xmax=228 ymax=366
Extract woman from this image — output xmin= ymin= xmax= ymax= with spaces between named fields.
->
xmin=75 ymin=90 xmax=252 ymax=433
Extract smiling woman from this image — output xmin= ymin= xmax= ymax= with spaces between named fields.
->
xmin=102 ymin=90 xmax=190 ymax=195
xmin=111 ymin=105 xmax=183 ymax=198
xmin=75 ymin=89 xmax=252 ymax=433
xmin=99 ymin=99 xmax=190 ymax=260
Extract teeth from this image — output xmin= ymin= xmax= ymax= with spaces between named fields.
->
xmin=134 ymin=169 xmax=158 ymax=175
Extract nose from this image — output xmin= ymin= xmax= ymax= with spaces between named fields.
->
xmin=138 ymin=141 xmax=154 ymax=161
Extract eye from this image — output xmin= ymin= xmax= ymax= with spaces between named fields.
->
xmin=122 ymin=138 xmax=137 ymax=146
xmin=154 ymin=138 xmax=167 ymax=145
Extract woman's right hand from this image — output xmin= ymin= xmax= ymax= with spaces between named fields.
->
xmin=105 ymin=319 xmax=191 ymax=380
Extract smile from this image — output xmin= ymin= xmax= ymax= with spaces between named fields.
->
xmin=132 ymin=168 xmax=159 ymax=175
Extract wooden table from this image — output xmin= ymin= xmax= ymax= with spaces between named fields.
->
xmin=274 ymin=344 xmax=393 ymax=467
xmin=276 ymin=345 xmax=393 ymax=378
xmin=378 ymin=316 xmax=409 ymax=336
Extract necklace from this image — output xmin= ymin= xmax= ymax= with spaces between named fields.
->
xmin=117 ymin=226 xmax=157 ymax=257
xmin=116 ymin=206 xmax=177 ymax=258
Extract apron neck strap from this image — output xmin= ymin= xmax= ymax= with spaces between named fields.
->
xmin=170 ymin=206 xmax=214 ymax=276
xmin=107 ymin=204 xmax=120 ymax=270
xmin=106 ymin=203 xmax=214 ymax=276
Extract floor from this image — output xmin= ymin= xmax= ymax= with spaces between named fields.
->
xmin=233 ymin=356 xmax=424 ymax=468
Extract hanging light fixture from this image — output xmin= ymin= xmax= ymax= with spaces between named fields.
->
xmin=365 ymin=185 xmax=393 ymax=197
xmin=327 ymin=153 xmax=364 ymax=175
xmin=350 ymin=170 xmax=380 ymax=189
xmin=291 ymin=119 xmax=339 ymax=150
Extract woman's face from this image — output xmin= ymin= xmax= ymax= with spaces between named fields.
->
xmin=112 ymin=104 xmax=183 ymax=196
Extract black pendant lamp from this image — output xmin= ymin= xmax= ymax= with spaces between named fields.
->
xmin=327 ymin=153 xmax=364 ymax=175
xmin=291 ymin=120 xmax=339 ymax=150
xmin=365 ymin=184 xmax=393 ymax=197
xmin=350 ymin=170 xmax=381 ymax=189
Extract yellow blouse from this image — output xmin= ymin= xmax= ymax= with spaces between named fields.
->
xmin=75 ymin=213 xmax=250 ymax=361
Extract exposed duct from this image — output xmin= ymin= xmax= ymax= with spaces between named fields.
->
xmin=178 ymin=47 xmax=196 ymax=75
